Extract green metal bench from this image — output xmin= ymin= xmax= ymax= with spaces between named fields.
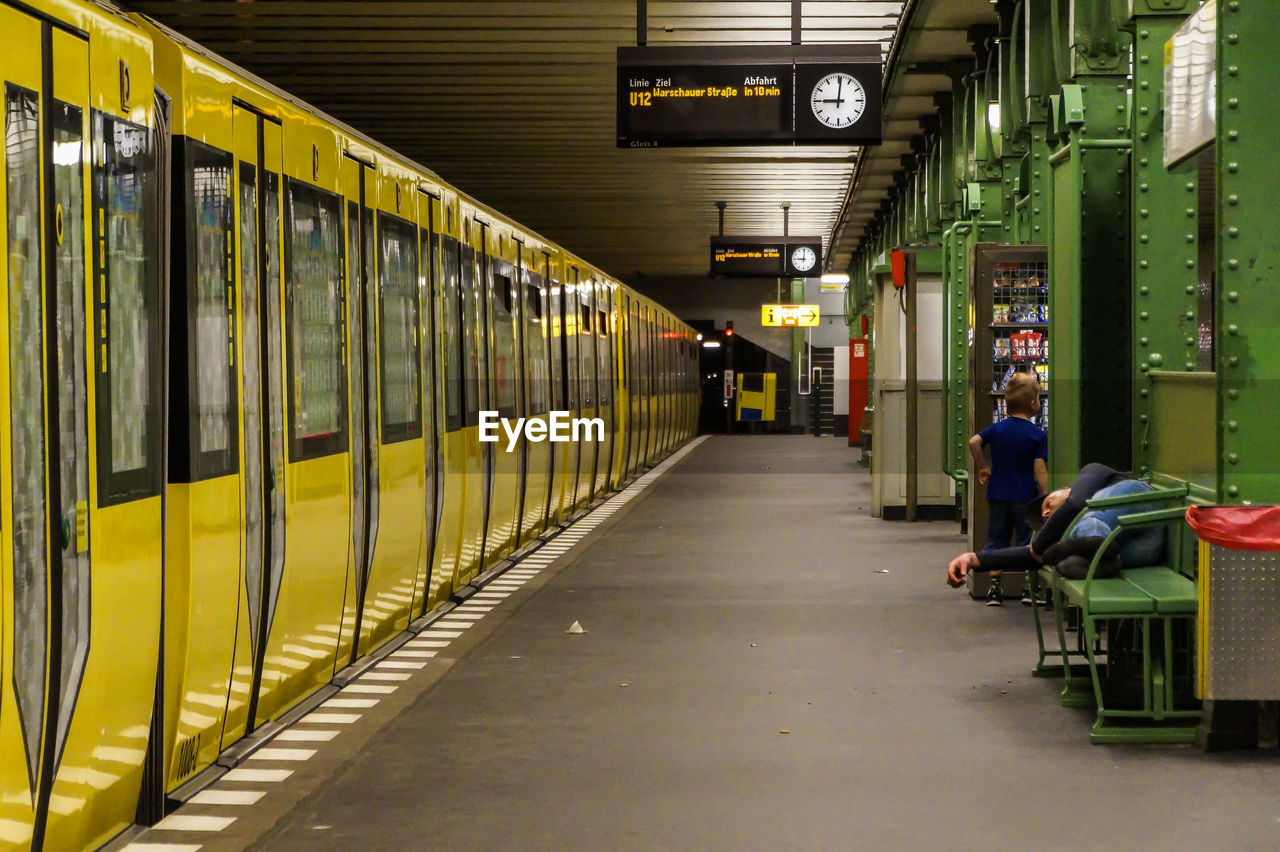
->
xmin=1029 ymin=485 xmax=1202 ymax=743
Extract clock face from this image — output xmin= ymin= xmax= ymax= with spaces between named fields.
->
xmin=810 ymin=72 xmax=866 ymax=129
xmin=791 ymin=246 xmax=816 ymax=272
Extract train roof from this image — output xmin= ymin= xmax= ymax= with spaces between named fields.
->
xmin=134 ymin=11 xmax=693 ymax=327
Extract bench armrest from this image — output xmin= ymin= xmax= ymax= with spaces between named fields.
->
xmin=1115 ymin=506 xmax=1188 ymax=527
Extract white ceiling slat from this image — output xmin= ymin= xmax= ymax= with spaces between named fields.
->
xmin=131 ymin=0 xmax=907 ymax=282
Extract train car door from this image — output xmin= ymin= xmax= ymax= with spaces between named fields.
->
xmin=475 ymin=220 xmax=496 ymax=565
xmin=341 ymin=153 xmax=379 ymax=664
xmin=576 ymin=275 xmax=597 ymax=506
xmin=565 ymin=267 xmax=585 ymax=511
xmin=542 ymin=251 xmax=563 ymax=526
xmin=617 ymin=293 xmax=631 ymax=482
xmin=232 ymin=104 xmax=287 ymax=740
xmin=594 ymin=283 xmax=615 ymax=494
xmin=415 ymin=189 xmax=443 ymax=613
xmin=511 ymin=238 xmax=530 ymax=543
xmin=0 ymin=11 xmax=164 ymax=849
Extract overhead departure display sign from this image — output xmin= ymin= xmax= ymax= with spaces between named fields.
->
xmin=710 ymin=235 xmax=823 ymax=277
xmin=617 ymin=45 xmax=881 ymax=148
xmin=762 ymin=304 xmax=820 ymax=328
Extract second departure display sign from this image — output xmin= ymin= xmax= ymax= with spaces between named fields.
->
xmin=618 ymin=45 xmax=881 ymax=148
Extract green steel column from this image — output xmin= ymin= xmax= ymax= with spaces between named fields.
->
xmin=1042 ymin=0 xmax=1134 ymax=483
xmin=996 ymin=0 xmax=1029 ymax=243
xmin=1129 ymin=1 xmax=1198 ymax=478
xmin=1217 ymin=0 xmax=1280 ymax=503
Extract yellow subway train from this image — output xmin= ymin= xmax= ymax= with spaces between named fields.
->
xmin=0 ymin=1 xmax=699 ymax=848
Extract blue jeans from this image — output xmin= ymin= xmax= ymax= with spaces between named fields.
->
xmin=1067 ymin=479 xmax=1166 ymax=567
xmin=984 ymin=499 xmax=1032 ymax=552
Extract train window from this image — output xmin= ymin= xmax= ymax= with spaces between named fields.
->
xmin=525 ymin=278 xmax=548 ymax=414
xmin=284 ymin=178 xmax=347 ymax=459
xmin=580 ymin=292 xmax=595 ymax=408
xmin=596 ymin=295 xmax=611 ymax=407
xmin=91 ymin=109 xmax=162 ymax=504
xmin=460 ymin=242 xmax=482 ymax=424
xmin=563 ymin=286 xmax=579 ymax=410
xmin=378 ymin=212 xmax=422 ymax=442
xmin=441 ymin=235 xmax=463 ymax=431
xmin=492 ymin=272 xmax=517 ymax=418
xmin=180 ymin=141 xmax=238 ymax=480
xmin=345 ymin=201 xmax=364 ymax=467
xmin=418 ymin=220 xmax=438 ymax=446
xmin=549 ymin=280 xmax=564 ymax=410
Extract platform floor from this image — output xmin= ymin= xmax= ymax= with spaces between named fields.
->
xmin=131 ymin=435 xmax=1280 ymax=851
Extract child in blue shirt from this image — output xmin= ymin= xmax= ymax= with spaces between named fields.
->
xmin=967 ymin=372 xmax=1048 ymax=605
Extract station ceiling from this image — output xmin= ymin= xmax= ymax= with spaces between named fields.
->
xmin=127 ymin=1 xmax=996 ymax=288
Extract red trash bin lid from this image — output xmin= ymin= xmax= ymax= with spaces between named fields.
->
xmin=1185 ymin=505 xmax=1280 ymax=551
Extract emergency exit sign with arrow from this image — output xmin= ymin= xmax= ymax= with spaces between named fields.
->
xmin=761 ymin=304 xmax=819 ymax=327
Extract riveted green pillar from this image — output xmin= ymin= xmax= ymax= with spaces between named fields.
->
xmin=1042 ymin=0 xmax=1134 ymax=484
xmin=1129 ymin=0 xmax=1199 ymax=478
xmin=1217 ymin=0 xmax=1280 ymax=503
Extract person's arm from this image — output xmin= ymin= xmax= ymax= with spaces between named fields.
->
xmin=1035 ymin=431 xmax=1049 ymax=495
xmin=947 ymin=546 xmax=1039 ymax=587
xmin=968 ymin=434 xmax=989 ymax=485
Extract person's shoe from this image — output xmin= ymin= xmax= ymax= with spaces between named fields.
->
xmin=986 ymin=575 xmax=1005 ymax=606
xmin=1021 ymin=581 xmax=1035 ymax=606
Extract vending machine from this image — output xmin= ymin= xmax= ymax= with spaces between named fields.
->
xmin=967 ymin=245 xmax=1050 ymax=588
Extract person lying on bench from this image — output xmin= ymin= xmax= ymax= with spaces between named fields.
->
xmin=946 ymin=463 xmax=1166 ymax=588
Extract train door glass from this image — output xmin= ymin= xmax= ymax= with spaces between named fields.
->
xmin=50 ymin=96 xmax=89 ymax=763
xmin=339 ymin=158 xmax=379 ymax=650
xmin=579 ymin=285 xmax=594 ymax=411
xmin=596 ymin=288 xmax=612 ymax=484
xmin=578 ymin=282 xmax=595 ymax=498
xmin=6 ymin=89 xmax=48 ymax=784
xmin=549 ymin=271 xmax=564 ymax=412
xmin=542 ymin=254 xmax=559 ymax=524
xmin=5 ymin=83 xmax=88 ymax=793
xmin=360 ymin=199 xmax=379 ymax=595
xmin=238 ymin=161 xmax=264 ymax=643
xmin=562 ymin=274 xmax=577 ymax=411
xmin=234 ymin=106 xmax=286 ymax=660
xmin=460 ymin=230 xmax=481 ymax=422
xmin=523 ymin=259 xmax=547 ymax=415
xmin=441 ymin=232 xmax=462 ymax=432
xmin=492 ymin=269 xmax=517 ymax=419
xmin=628 ymin=301 xmax=640 ymax=472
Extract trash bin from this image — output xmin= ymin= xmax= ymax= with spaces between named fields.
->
xmin=1186 ymin=505 xmax=1280 ymax=701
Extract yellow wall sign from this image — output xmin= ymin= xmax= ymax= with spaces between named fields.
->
xmin=761 ymin=303 xmax=819 ymax=327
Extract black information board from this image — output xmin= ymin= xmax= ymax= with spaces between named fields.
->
xmin=618 ymin=45 xmax=881 ymax=148
xmin=710 ymin=235 xmax=824 ymax=277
